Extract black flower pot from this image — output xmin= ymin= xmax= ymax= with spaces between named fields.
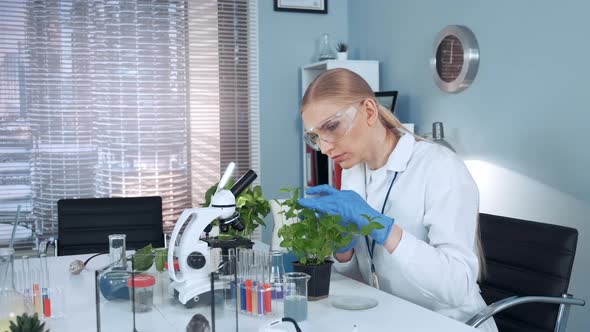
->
xmin=292 ymin=260 xmax=333 ymax=301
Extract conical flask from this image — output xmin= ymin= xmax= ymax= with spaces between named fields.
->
xmin=0 ymin=248 xmax=33 ymax=330
xmin=270 ymin=251 xmax=285 ymax=300
xmin=318 ymin=33 xmax=336 ymax=61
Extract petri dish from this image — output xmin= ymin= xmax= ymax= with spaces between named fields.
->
xmin=331 ymin=296 xmax=378 ymax=310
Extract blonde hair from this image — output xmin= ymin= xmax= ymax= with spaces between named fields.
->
xmin=302 ymin=68 xmax=410 ymax=138
xmin=302 ymin=68 xmax=486 ymax=281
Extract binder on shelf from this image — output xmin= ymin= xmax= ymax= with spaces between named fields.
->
xmin=305 ymin=148 xmax=329 ymax=189
xmin=305 ymin=145 xmax=317 ymax=187
xmin=332 ymin=162 xmax=342 ymax=190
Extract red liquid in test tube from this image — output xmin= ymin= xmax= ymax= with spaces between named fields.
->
xmin=245 ymin=279 xmax=253 ymax=313
xmin=263 ymin=283 xmax=272 ymax=314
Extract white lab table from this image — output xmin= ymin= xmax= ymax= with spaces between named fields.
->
xmin=41 ymin=254 xmax=477 ymax=332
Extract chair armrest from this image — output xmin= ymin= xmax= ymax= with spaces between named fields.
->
xmin=38 ymin=237 xmax=57 ymax=256
xmin=466 ymin=294 xmax=586 ymax=328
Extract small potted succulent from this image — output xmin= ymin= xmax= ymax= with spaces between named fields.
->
xmin=7 ymin=313 xmax=49 ymax=332
xmin=336 ymin=41 xmax=348 ymax=60
xmin=277 ymin=188 xmax=382 ymax=300
xmin=202 ymin=179 xmax=271 ymax=253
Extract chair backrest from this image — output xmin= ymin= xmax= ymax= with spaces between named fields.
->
xmin=479 ymin=213 xmax=578 ymax=332
xmin=57 ymin=196 xmax=164 ymax=256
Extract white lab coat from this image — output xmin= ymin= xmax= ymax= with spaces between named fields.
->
xmin=334 ymin=133 xmax=498 ymax=332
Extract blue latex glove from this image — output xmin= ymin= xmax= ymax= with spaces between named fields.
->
xmin=298 ymin=185 xmax=395 ymax=245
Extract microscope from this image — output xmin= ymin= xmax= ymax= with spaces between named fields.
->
xmin=167 ymin=162 xmax=257 ymax=306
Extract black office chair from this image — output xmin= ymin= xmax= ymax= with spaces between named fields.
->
xmin=57 ymin=196 xmax=164 ymax=256
xmin=467 ymin=213 xmax=585 ymax=332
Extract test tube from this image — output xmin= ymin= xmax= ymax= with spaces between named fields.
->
xmin=228 ymin=248 xmax=237 ymax=308
xmin=250 ymin=250 xmax=258 ymax=315
xmin=239 ymin=250 xmax=247 ymax=313
xmin=254 ymin=251 xmax=264 ymax=315
xmin=29 ymin=257 xmax=42 ymax=316
xmin=245 ymin=250 xmax=253 ymax=314
xmin=263 ymin=252 xmax=272 ymax=315
xmin=234 ymin=248 xmax=240 ymax=310
xmin=257 ymin=251 xmax=265 ymax=315
xmin=40 ymin=254 xmax=52 ymax=318
xmin=251 ymin=250 xmax=265 ymax=316
xmin=21 ymin=256 xmax=31 ymax=302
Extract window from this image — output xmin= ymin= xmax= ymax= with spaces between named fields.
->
xmin=0 ymin=0 xmax=260 ymax=251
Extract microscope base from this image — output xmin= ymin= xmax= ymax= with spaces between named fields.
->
xmin=171 ymin=278 xmax=228 ymax=308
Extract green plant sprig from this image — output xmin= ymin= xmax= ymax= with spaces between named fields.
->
xmin=203 ymin=179 xmax=270 ymax=239
xmin=131 ymin=244 xmax=168 ymax=272
xmin=277 ymin=187 xmax=383 ymax=266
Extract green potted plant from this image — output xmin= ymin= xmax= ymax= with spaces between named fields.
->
xmin=131 ymin=243 xmax=168 ymax=272
xmin=7 ymin=313 xmax=49 ymax=332
xmin=336 ymin=41 xmax=348 ymax=60
xmin=202 ymin=180 xmax=271 ymax=253
xmin=276 ymin=188 xmax=382 ymax=300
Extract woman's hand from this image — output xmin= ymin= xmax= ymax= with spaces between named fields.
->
xmin=298 ymin=185 xmax=395 ymax=245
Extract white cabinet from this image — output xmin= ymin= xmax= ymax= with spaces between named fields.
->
xmin=301 ymin=60 xmax=379 ymax=193
xmin=301 ymin=60 xmax=380 ymax=93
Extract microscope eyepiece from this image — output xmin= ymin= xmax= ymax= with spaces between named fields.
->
xmin=230 ymin=170 xmax=257 ymax=197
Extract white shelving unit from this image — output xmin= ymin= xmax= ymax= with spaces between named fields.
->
xmin=301 ymin=60 xmax=379 ymax=193
xmin=301 ymin=60 xmax=379 ymax=94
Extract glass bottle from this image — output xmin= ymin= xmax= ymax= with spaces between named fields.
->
xmin=108 ymin=234 xmax=127 ymax=268
xmin=318 ymin=33 xmax=336 ymax=61
xmin=0 ymin=248 xmax=33 ymax=330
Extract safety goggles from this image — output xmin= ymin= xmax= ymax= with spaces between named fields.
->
xmin=303 ymin=104 xmax=360 ymax=151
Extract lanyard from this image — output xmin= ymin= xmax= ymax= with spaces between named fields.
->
xmin=365 ymin=170 xmax=398 ymax=288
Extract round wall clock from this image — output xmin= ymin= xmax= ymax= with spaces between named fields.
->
xmin=431 ymin=25 xmax=480 ymax=93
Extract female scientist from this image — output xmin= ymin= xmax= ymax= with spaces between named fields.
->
xmin=297 ymin=68 xmax=497 ymax=331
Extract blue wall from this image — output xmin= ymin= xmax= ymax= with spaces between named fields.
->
xmin=348 ymin=0 xmax=590 ymax=203
xmin=258 ymin=1 xmax=348 ymax=242
xmin=348 ymin=0 xmax=590 ymax=329
xmin=257 ymin=0 xmax=589 ymax=328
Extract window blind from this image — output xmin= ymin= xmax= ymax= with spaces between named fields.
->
xmin=187 ymin=0 xmax=261 ymax=237
xmin=0 ymin=0 xmax=261 ymax=250
xmin=0 ymin=0 xmax=34 ymax=251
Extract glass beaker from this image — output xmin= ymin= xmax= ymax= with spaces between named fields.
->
xmin=318 ymin=33 xmax=336 ymax=61
xmin=0 ymin=248 xmax=33 ymax=330
xmin=108 ymin=234 xmax=127 ymax=268
xmin=283 ymin=272 xmax=310 ymax=322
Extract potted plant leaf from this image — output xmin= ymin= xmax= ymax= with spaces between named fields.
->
xmin=7 ymin=313 xmax=49 ymax=332
xmin=202 ymin=179 xmax=271 ymax=254
xmin=276 ymin=188 xmax=382 ymax=300
xmin=131 ymin=243 xmax=168 ymax=272
xmin=336 ymin=41 xmax=348 ymax=60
